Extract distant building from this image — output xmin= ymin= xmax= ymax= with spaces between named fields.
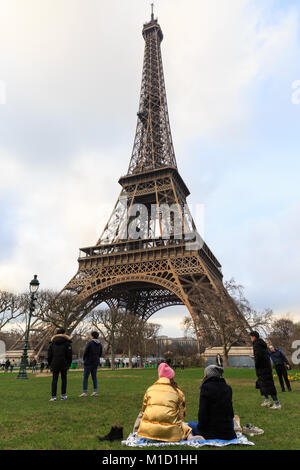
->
xmin=156 ymin=336 xmax=197 ymax=347
xmin=5 ymin=350 xmax=37 ymax=364
xmin=203 ymin=346 xmax=254 ymax=368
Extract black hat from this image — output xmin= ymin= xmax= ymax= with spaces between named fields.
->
xmin=249 ymin=331 xmax=259 ymax=339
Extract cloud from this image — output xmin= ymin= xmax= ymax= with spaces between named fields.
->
xmin=0 ymin=0 xmax=299 ymax=334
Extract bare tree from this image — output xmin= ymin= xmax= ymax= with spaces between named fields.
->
xmin=135 ymin=321 xmax=161 ymax=366
xmin=119 ymin=313 xmax=142 ymax=368
xmin=183 ymin=279 xmax=273 ymax=367
xmin=268 ymin=318 xmax=300 ymax=359
xmin=31 ymin=289 xmax=81 ymax=331
xmin=89 ymin=307 xmax=124 ymax=369
xmin=71 ymin=323 xmax=91 ymax=358
xmin=0 ymin=291 xmax=24 ymax=331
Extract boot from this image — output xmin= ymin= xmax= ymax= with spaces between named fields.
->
xmin=97 ymin=426 xmax=123 ymax=442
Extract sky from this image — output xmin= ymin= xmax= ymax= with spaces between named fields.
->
xmin=0 ymin=0 xmax=300 ymax=337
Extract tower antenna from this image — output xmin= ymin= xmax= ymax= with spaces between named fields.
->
xmin=151 ymin=3 xmax=154 ymax=20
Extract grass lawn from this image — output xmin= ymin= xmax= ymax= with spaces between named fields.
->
xmin=0 ymin=367 xmax=299 ymax=450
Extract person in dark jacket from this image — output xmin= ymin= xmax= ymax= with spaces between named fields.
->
xmin=250 ymin=331 xmax=281 ymax=409
xmin=79 ymin=331 xmax=102 ymax=397
xmin=188 ymin=365 xmax=237 ymax=441
xmin=269 ymin=345 xmax=292 ymax=392
xmin=47 ymin=328 xmax=72 ymax=401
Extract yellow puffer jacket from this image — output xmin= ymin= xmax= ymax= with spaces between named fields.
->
xmin=137 ymin=377 xmax=192 ymax=442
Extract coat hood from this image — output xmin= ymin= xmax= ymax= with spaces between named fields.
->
xmin=50 ymin=334 xmax=71 ymax=343
xmin=202 ymin=376 xmax=226 ymax=388
xmin=92 ymin=339 xmax=101 ymax=344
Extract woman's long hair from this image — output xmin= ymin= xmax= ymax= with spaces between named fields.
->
xmin=169 ymin=378 xmax=182 ymax=393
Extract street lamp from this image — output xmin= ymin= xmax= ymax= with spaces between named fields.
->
xmin=17 ymin=275 xmax=40 ymax=379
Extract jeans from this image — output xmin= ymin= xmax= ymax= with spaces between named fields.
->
xmin=188 ymin=419 xmax=235 ymax=438
xmin=275 ymin=365 xmax=292 ymax=391
xmin=83 ymin=365 xmax=98 ymax=393
xmin=188 ymin=421 xmax=202 ymax=436
xmin=264 ymin=394 xmax=279 ymax=404
xmin=52 ymin=369 xmax=67 ymax=397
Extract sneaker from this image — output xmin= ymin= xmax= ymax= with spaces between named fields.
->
xmin=261 ymin=399 xmax=271 ymax=407
xmin=79 ymin=393 xmax=88 ymax=397
xmin=242 ymin=424 xmax=264 ymax=436
xmin=91 ymin=392 xmax=99 ymax=397
xmin=97 ymin=426 xmax=123 ymax=442
xmin=49 ymin=397 xmax=56 ymax=401
xmin=270 ymin=403 xmax=282 ymax=410
xmin=61 ymin=395 xmax=68 ymax=400
xmin=233 ymin=415 xmax=242 ymax=433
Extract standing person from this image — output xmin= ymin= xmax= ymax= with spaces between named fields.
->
xmin=79 ymin=331 xmax=102 ymax=397
xmin=10 ymin=360 xmax=15 ymax=373
xmin=180 ymin=360 xmax=184 ymax=371
xmin=4 ymin=359 xmax=10 ymax=372
xmin=188 ymin=365 xmax=237 ymax=441
xmin=31 ymin=358 xmax=37 ymax=373
xmin=250 ymin=331 xmax=281 ymax=410
xmin=269 ymin=345 xmax=292 ymax=392
xmin=40 ymin=361 xmax=45 ymax=374
xmin=47 ymin=328 xmax=72 ymax=401
xmin=136 ymin=363 xmax=192 ymax=442
xmin=216 ymin=354 xmax=223 ymax=368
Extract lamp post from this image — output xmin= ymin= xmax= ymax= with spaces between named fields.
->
xmin=17 ymin=275 xmax=40 ymax=379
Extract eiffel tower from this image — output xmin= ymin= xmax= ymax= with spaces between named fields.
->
xmin=35 ymin=10 xmax=249 ymax=354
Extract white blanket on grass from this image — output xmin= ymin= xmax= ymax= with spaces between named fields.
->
xmin=122 ymin=432 xmax=254 ymax=448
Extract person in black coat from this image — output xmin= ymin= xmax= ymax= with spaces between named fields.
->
xmin=79 ymin=331 xmax=102 ymax=397
xmin=188 ymin=365 xmax=237 ymax=441
xmin=47 ymin=328 xmax=72 ymax=401
xmin=269 ymin=345 xmax=292 ymax=392
xmin=250 ymin=331 xmax=281 ymax=409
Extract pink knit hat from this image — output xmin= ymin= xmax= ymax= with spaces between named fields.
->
xmin=158 ymin=363 xmax=175 ymax=379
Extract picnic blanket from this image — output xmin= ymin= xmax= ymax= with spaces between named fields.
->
xmin=122 ymin=432 xmax=254 ymax=448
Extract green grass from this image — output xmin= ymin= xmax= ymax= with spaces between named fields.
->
xmin=0 ymin=367 xmax=299 ymax=450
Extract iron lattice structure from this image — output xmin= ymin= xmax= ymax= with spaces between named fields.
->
xmin=34 ymin=13 xmax=249 ymax=355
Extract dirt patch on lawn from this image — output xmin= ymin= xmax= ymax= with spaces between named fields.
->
xmin=33 ymin=373 xmax=52 ymax=378
xmin=101 ymin=375 xmax=141 ymax=379
xmin=226 ymin=379 xmax=256 ymax=387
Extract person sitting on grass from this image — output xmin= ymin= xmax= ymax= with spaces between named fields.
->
xmin=188 ymin=365 xmax=237 ymax=441
xmin=137 ymin=362 xmax=192 ymax=442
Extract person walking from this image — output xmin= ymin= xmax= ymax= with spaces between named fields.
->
xmin=180 ymin=360 xmax=184 ymax=371
xmin=79 ymin=331 xmax=102 ymax=397
xmin=269 ymin=345 xmax=292 ymax=392
xmin=31 ymin=358 xmax=37 ymax=373
xmin=188 ymin=365 xmax=237 ymax=441
xmin=250 ymin=331 xmax=281 ymax=410
xmin=40 ymin=361 xmax=45 ymax=373
xmin=10 ymin=360 xmax=15 ymax=373
xmin=47 ymin=328 xmax=72 ymax=401
xmin=4 ymin=359 xmax=10 ymax=372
